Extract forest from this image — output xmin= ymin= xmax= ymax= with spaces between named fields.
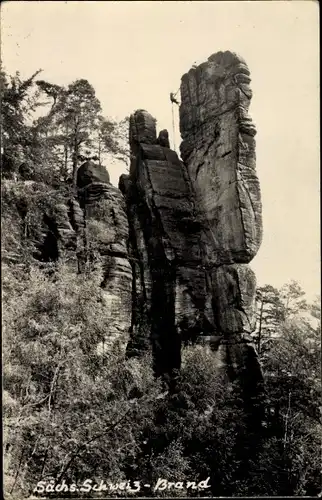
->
xmin=1 ymin=69 xmax=321 ymax=498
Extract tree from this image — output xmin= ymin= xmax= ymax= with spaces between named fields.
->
xmin=1 ymin=68 xmax=43 ymax=178
xmin=253 ymin=285 xmax=285 ymax=356
xmin=2 ymin=70 xmax=130 ymax=186
xmin=279 ymin=280 xmax=308 ymax=317
xmin=3 ymin=267 xmax=321 ymax=497
xmin=251 ymin=281 xmax=321 ymax=495
xmin=3 ymin=261 xmax=161 ymax=497
xmin=52 ymin=79 xmax=102 ymax=189
xmin=93 ymin=115 xmax=129 ymax=165
xmin=253 ymin=281 xmax=310 ymax=357
xmin=34 ymin=78 xmax=130 ymax=185
xmin=260 ymin=309 xmax=321 ymax=495
xmin=35 ymin=80 xmax=63 ymax=111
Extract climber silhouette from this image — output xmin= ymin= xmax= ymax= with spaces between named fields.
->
xmin=170 ymin=92 xmax=179 ymax=105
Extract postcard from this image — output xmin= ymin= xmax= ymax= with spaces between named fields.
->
xmin=1 ymin=1 xmax=320 ymax=498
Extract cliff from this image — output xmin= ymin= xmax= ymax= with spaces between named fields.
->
xmin=2 ymin=50 xmax=264 ymax=415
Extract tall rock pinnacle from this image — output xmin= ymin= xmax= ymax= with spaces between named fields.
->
xmin=122 ymin=51 xmax=264 ymax=416
xmin=180 ymin=50 xmax=262 ymax=264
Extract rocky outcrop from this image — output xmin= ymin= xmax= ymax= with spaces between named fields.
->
xmin=179 ymin=51 xmax=263 ymax=408
xmin=77 ymin=160 xmax=110 ymax=188
xmin=180 ymin=51 xmax=262 ymax=264
xmin=123 ymin=51 xmax=264 ymax=412
xmin=77 ymin=161 xmax=132 ymax=351
xmin=1 ymin=181 xmax=81 ymax=266
xmin=2 ymin=161 xmax=132 ymax=352
xmin=122 ymin=110 xmax=205 ymax=375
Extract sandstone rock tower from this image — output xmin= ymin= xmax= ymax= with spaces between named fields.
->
xmin=77 ymin=161 xmax=132 ymax=351
xmin=122 ymin=51 xmax=264 ymax=409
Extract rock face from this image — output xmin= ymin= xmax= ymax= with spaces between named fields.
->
xmin=180 ymin=51 xmax=262 ymax=264
xmin=77 ymin=160 xmax=110 ymax=188
xmin=2 ymin=161 xmax=132 ymax=353
xmin=123 ymin=51 xmax=264 ymax=410
xmin=122 ymin=110 xmax=205 ymax=375
xmin=179 ymin=51 xmax=263 ymax=407
xmin=1 ymin=181 xmax=82 ymax=266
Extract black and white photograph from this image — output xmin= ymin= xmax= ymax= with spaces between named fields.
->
xmin=1 ymin=1 xmax=320 ymax=498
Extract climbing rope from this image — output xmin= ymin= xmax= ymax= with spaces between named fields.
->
xmin=171 ymin=102 xmax=176 ymax=151
xmin=170 ymin=86 xmax=180 ymax=152
xmin=173 ymin=87 xmax=180 ymax=98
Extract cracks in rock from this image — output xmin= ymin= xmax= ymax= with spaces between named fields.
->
xmin=234 ymin=267 xmax=254 ymax=333
xmin=194 ymin=136 xmax=216 ymax=180
xmin=236 ymin=304 xmax=253 ymax=332
xmin=195 ymin=161 xmax=205 ymax=180
xmin=237 ymin=83 xmax=252 ymax=101
xmin=144 ymin=164 xmax=175 ymax=263
xmin=236 ymin=166 xmax=260 ymax=254
xmin=237 ymin=168 xmax=258 ymax=218
xmin=131 ymin=207 xmax=151 ymax=305
xmin=125 ymin=193 xmax=152 ymax=355
xmin=181 ymin=104 xmax=236 ymax=145
xmin=220 ymin=150 xmax=232 ymax=159
xmin=205 ymin=179 xmax=238 ymax=208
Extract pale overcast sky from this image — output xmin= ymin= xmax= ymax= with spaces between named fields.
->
xmin=1 ymin=1 xmax=320 ymax=300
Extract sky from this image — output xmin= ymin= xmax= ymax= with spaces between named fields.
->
xmin=1 ymin=1 xmax=320 ymax=300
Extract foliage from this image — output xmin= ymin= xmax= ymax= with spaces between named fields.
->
xmin=1 ymin=68 xmax=129 ymax=185
xmin=1 ymin=68 xmax=43 ymax=177
xmin=34 ymin=78 xmax=129 ymax=186
xmin=260 ymin=316 xmax=321 ymax=495
xmin=1 ymin=180 xmax=69 ymax=269
xmin=3 ymin=264 xmax=320 ymax=497
xmin=3 ymin=262 xmax=161 ymax=497
xmin=253 ymin=280 xmax=311 ymax=355
xmin=253 ymin=281 xmax=321 ymax=496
